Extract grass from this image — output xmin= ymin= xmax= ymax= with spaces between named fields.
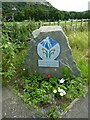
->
xmin=67 ymin=31 xmax=88 ymax=84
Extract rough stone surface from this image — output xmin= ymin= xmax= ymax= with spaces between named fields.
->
xmin=62 ymin=94 xmax=88 ymax=118
xmin=2 ymin=87 xmax=33 ymax=118
xmin=25 ymin=26 xmax=81 ymax=77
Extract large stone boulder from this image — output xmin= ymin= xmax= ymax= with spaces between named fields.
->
xmin=25 ymin=26 xmax=81 ymax=78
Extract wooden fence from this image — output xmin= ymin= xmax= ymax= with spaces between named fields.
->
xmin=37 ymin=19 xmax=88 ymax=32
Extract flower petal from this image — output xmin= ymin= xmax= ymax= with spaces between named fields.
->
xmin=53 ymin=89 xmax=57 ymax=93
xmin=60 ymin=92 xmax=64 ymax=96
xmin=60 ymin=78 xmax=65 ymax=83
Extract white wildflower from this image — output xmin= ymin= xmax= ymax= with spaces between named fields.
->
xmin=59 ymin=78 xmax=65 ymax=83
xmin=58 ymin=87 xmax=61 ymax=92
xmin=23 ymin=68 xmax=26 ymax=71
xmin=60 ymin=92 xmax=64 ymax=96
xmin=63 ymin=91 xmax=66 ymax=95
xmin=59 ymin=88 xmax=66 ymax=96
xmin=53 ymin=89 xmax=57 ymax=93
xmin=59 ymin=89 xmax=64 ymax=92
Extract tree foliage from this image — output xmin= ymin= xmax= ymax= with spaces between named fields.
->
xmin=2 ymin=2 xmax=90 ymax=22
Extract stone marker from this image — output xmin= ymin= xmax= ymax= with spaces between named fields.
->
xmin=25 ymin=26 xmax=81 ymax=78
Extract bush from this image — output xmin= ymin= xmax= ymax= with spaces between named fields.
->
xmin=2 ymin=21 xmax=37 ymax=84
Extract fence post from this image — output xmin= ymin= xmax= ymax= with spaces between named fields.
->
xmin=70 ymin=19 xmax=73 ymax=31
xmin=63 ymin=20 xmax=67 ymax=31
xmin=80 ymin=19 xmax=83 ymax=32
xmin=75 ymin=19 xmax=78 ymax=30
xmin=84 ymin=20 xmax=87 ymax=28
xmin=38 ymin=20 xmax=42 ymax=28
xmin=54 ymin=20 xmax=55 ymax=25
xmin=49 ymin=21 xmax=51 ymax=25
xmin=65 ymin=20 xmax=66 ymax=27
xmin=57 ymin=20 xmax=60 ymax=26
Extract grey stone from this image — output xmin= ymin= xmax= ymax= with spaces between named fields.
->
xmin=2 ymin=87 xmax=33 ymax=118
xmin=25 ymin=26 xmax=81 ymax=77
xmin=62 ymin=94 xmax=88 ymax=118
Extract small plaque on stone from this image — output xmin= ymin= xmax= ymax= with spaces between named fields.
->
xmin=37 ymin=36 xmax=60 ymax=67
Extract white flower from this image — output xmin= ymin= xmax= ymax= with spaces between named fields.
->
xmin=60 ymin=89 xmax=65 ymax=92
xmin=60 ymin=92 xmax=64 ymax=96
xmin=23 ymin=68 xmax=26 ymax=71
xmin=58 ymin=88 xmax=66 ymax=96
xmin=58 ymin=87 xmax=61 ymax=92
xmin=58 ymin=88 xmax=64 ymax=93
xmin=59 ymin=89 xmax=64 ymax=92
xmin=58 ymin=78 xmax=65 ymax=83
xmin=53 ymin=89 xmax=57 ymax=93
xmin=62 ymin=89 xmax=66 ymax=95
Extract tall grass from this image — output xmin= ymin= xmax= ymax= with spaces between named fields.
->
xmin=67 ymin=31 xmax=88 ymax=84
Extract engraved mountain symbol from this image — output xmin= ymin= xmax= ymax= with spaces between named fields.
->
xmin=40 ymin=37 xmax=57 ymax=50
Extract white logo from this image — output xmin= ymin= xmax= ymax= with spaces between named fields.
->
xmin=37 ymin=37 xmax=60 ymax=67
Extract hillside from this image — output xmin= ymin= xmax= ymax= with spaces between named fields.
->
xmin=2 ymin=1 xmax=89 ymax=22
xmin=2 ymin=1 xmax=55 ymax=21
xmin=2 ymin=0 xmax=49 ymax=4
xmin=2 ymin=0 xmax=47 ymax=2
